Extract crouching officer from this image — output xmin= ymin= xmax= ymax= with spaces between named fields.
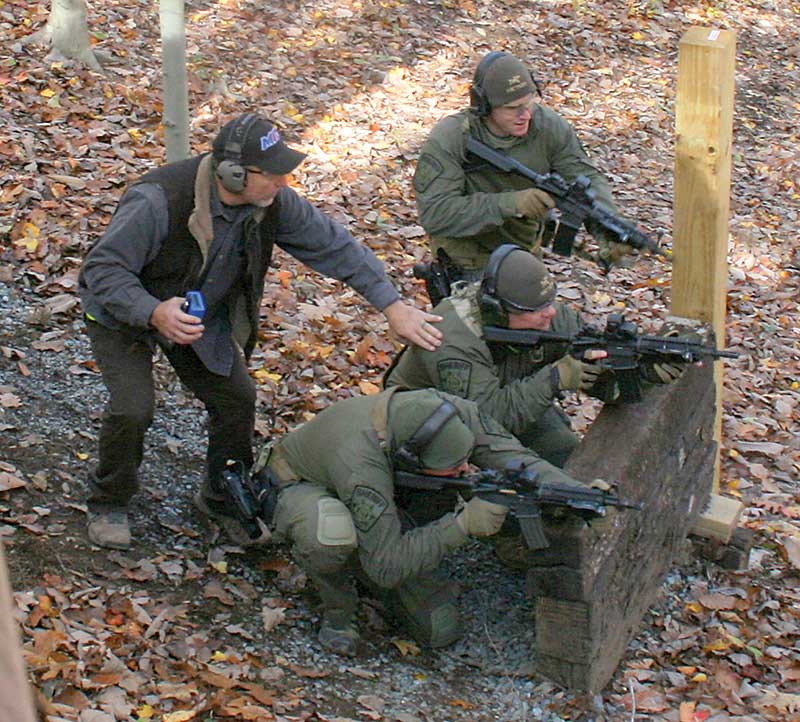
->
xmin=386 ymin=244 xmax=685 ymax=468
xmin=257 ymin=387 xmax=584 ymax=656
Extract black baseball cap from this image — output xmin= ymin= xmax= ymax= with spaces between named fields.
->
xmin=213 ymin=114 xmax=306 ymax=175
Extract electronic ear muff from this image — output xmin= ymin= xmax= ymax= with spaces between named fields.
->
xmin=215 ymin=113 xmax=261 ymax=194
xmin=468 ymin=52 xmax=543 ymax=117
xmin=469 ymin=51 xmax=508 ymax=117
xmin=392 ymin=399 xmax=459 ymax=472
xmin=478 ymin=243 xmax=521 ymax=327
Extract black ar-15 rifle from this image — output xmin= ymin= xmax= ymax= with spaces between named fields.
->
xmin=465 ymin=136 xmax=668 ymax=264
xmin=483 ymin=312 xmax=739 ymax=402
xmin=394 ymin=463 xmax=641 ymax=550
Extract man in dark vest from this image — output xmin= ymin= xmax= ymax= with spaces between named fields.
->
xmin=78 ymin=112 xmax=443 ymax=550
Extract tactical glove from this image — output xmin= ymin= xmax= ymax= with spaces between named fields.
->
xmin=554 ymin=355 xmax=603 ymax=392
xmin=590 ymin=224 xmax=635 ymax=270
xmin=640 ymin=325 xmax=691 ymax=384
xmin=455 ymin=497 xmax=508 ymax=537
xmin=587 ymin=479 xmax=617 ymax=533
xmin=653 ymin=362 xmax=683 ymax=384
xmin=515 ymin=188 xmax=555 ymax=220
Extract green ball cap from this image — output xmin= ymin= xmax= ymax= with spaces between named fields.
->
xmin=389 ymin=391 xmax=475 ymax=471
xmin=494 ymin=247 xmax=557 ymax=312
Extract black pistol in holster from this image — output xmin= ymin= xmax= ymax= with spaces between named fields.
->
xmin=220 ymin=459 xmax=280 ymax=541
xmin=413 ymin=248 xmax=466 ymax=307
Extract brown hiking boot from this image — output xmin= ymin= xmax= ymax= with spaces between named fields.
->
xmin=87 ymin=506 xmax=131 ymax=550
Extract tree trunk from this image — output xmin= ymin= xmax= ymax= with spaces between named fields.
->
xmin=23 ymin=0 xmax=103 ymax=72
xmin=159 ymin=0 xmax=191 ymax=161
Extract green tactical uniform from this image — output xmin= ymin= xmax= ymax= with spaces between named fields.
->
xmin=267 ymin=387 xmax=577 ymax=648
xmin=413 ymin=107 xmax=618 ymax=270
xmin=385 ymin=282 xmax=585 ymax=467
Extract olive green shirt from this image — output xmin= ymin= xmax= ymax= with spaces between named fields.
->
xmin=384 ymin=282 xmax=582 ymax=439
xmin=413 ymin=107 xmax=618 ymax=269
xmin=275 ymin=388 xmax=576 ymax=589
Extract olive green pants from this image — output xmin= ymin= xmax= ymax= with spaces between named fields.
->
xmin=273 ymin=482 xmax=462 ymax=647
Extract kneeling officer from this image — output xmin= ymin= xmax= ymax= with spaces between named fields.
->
xmin=254 ymin=387 xmax=586 ymax=656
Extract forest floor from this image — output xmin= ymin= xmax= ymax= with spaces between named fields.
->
xmin=1 ymin=1 xmax=798 ymax=721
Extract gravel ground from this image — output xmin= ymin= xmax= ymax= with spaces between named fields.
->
xmin=0 ymin=277 xmax=675 ymax=722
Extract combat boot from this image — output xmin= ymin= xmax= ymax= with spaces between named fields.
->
xmin=391 ymin=572 xmax=463 ymax=648
xmin=318 ymin=608 xmax=359 ymax=657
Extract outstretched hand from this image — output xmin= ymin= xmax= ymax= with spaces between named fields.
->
xmin=383 ymin=300 xmax=443 ymax=351
xmin=149 ymin=296 xmax=204 ymax=345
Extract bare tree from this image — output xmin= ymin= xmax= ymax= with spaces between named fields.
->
xmin=22 ymin=0 xmax=107 ymax=72
xmin=159 ymin=0 xmax=191 ymax=161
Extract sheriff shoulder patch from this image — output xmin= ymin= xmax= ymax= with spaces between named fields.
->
xmin=437 ymin=358 xmax=472 ymax=398
xmin=348 ymin=485 xmax=389 ymax=532
xmin=413 ymin=153 xmax=444 ymax=194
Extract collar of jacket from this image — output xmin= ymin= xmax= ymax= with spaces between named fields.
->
xmin=188 ymin=154 xmax=267 ymax=269
xmin=370 ymin=386 xmax=405 ymax=452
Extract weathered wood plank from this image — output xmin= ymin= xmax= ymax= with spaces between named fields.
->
xmin=528 ymin=361 xmax=717 ymax=692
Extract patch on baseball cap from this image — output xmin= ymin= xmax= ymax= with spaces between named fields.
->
xmin=213 ymin=114 xmax=306 ymax=175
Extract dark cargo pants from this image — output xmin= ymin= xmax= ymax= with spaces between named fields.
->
xmin=85 ymin=320 xmax=256 ymax=506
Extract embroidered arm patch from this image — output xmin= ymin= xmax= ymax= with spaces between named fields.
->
xmin=413 ymin=153 xmax=445 ymax=194
xmin=437 ymin=358 xmax=472 ymax=398
xmin=348 ymin=485 xmax=389 ymax=532
xmin=479 ymin=411 xmax=511 ymax=438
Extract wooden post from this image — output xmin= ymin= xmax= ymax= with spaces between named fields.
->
xmin=0 ymin=543 xmax=38 ymax=722
xmin=672 ymin=26 xmax=736 ymax=338
xmin=672 ymin=27 xmax=742 ymax=540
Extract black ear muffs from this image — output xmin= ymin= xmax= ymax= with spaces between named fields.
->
xmin=478 ymin=243 xmax=521 ymax=327
xmin=469 ymin=51 xmax=508 ymax=117
xmin=392 ymin=400 xmax=459 ymax=471
xmin=215 ymin=113 xmax=260 ymax=193
xmin=469 ymin=52 xmax=543 ymax=117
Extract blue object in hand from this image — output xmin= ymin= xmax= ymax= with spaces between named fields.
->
xmin=181 ymin=291 xmax=206 ymax=320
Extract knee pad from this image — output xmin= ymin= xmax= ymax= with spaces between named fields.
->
xmin=316 ymin=497 xmax=357 ymax=547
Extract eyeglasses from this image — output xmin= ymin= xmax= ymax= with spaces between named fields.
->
xmin=497 ymin=97 xmax=536 ymax=118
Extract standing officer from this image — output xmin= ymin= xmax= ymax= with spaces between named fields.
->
xmin=386 ymin=245 xmax=683 ymax=467
xmin=413 ymin=51 xmax=632 ymax=280
xmin=260 ymin=386 xmax=591 ymax=656
xmin=78 ymin=112 xmax=443 ymax=550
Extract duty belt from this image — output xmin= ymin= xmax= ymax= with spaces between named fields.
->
xmin=254 ymin=443 xmax=300 ymax=488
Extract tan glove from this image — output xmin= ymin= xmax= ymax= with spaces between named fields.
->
xmin=587 ymin=479 xmax=617 ymax=533
xmin=554 ymin=355 xmax=603 ymax=392
xmin=651 ymin=362 xmax=683 ymax=384
xmin=515 ymin=188 xmax=555 ymax=220
xmin=455 ymin=497 xmax=508 ymax=537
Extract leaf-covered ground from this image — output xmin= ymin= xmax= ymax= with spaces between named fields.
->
xmin=1 ymin=1 xmax=798 ymax=721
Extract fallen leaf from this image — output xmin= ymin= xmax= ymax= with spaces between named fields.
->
xmin=162 ymin=712 xmax=197 ymax=722
xmin=261 ymin=605 xmax=286 ymax=632
xmin=0 ymin=467 xmax=26 ymax=491
xmin=203 ymin=579 xmax=234 ymax=606
xmin=781 ymin=535 xmax=800 ymax=570
xmin=391 ymin=638 xmax=420 ymax=656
